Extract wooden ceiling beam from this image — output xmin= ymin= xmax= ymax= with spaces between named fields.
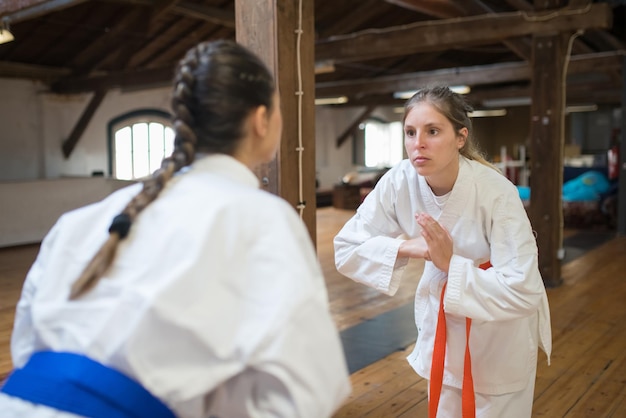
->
xmin=389 ymin=0 xmax=531 ymax=60
xmin=384 ymin=0 xmax=468 ymax=18
xmin=315 ymin=3 xmax=612 ymax=64
xmin=57 ymin=0 xmax=175 ymax=78
xmin=316 ymin=51 xmax=624 ymax=98
xmin=464 ymin=82 xmax=622 ymax=105
xmin=103 ymin=0 xmax=235 ymax=27
xmin=336 ymin=81 xmax=623 ymax=108
xmin=337 ymin=86 xmax=621 ymax=110
xmin=0 ymin=61 xmax=71 ymax=81
xmin=67 ymin=7 xmax=154 ymax=74
xmin=326 ymin=62 xmax=531 ymax=98
xmin=0 ymin=0 xmax=89 ymax=23
xmin=174 ymin=1 xmax=235 ymax=28
xmin=104 ymin=0 xmax=181 ymax=71
xmin=0 ymin=0 xmax=49 ymax=15
xmin=50 ymin=50 xmax=624 ymax=96
xmin=318 ymin=0 xmax=383 ymax=38
xmin=504 ymin=0 xmax=533 ymax=12
xmin=51 ymin=66 xmax=173 ymax=94
xmin=461 ymin=0 xmax=531 ymax=60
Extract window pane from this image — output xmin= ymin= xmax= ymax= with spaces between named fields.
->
xmin=364 ymin=123 xmax=385 ymax=167
xmin=115 ymin=127 xmax=133 ymax=180
xmin=364 ymin=121 xmax=404 ymax=168
xmin=149 ymin=123 xmax=165 ymax=173
xmin=164 ymin=127 xmax=174 ymax=157
xmin=132 ymin=123 xmax=149 ymax=178
xmin=112 ymin=115 xmax=173 ymax=180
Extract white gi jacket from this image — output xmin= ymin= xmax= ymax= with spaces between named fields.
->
xmin=335 ymin=156 xmax=551 ymax=395
xmin=5 ymin=154 xmax=351 ymax=418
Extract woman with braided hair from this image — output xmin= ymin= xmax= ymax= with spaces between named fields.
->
xmin=334 ymin=86 xmax=551 ymax=417
xmin=1 ymin=40 xmax=350 ymax=418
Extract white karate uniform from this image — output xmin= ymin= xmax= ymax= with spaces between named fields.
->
xmin=2 ymin=154 xmax=351 ymax=418
xmin=334 ymin=156 xmax=551 ymax=416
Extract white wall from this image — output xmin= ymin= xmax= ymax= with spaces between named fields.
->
xmin=0 ymin=177 xmax=132 ymax=247
xmin=41 ymin=87 xmax=172 ymax=178
xmin=0 ymin=78 xmax=170 ymax=246
xmin=0 ymin=79 xmax=45 ymax=180
xmin=0 ymin=78 xmax=172 ymax=181
xmin=315 ymin=106 xmax=359 ymax=190
xmin=0 ymin=76 xmax=371 ymax=198
xmin=0 ymin=77 xmax=369 ymax=245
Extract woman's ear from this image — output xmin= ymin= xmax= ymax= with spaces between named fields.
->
xmin=457 ymin=127 xmax=468 ymax=149
xmin=252 ymin=105 xmax=269 ymax=138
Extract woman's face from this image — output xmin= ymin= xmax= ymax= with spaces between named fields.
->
xmin=260 ymin=91 xmax=283 ymax=163
xmin=403 ymin=101 xmax=467 ymax=191
xmin=235 ymin=90 xmax=283 ymax=170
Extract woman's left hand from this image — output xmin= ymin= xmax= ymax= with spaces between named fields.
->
xmin=416 ymin=213 xmax=454 ymax=273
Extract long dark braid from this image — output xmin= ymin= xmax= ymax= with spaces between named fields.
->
xmin=70 ymin=40 xmax=275 ymax=299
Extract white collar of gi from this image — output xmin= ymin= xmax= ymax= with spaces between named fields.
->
xmin=189 ymin=154 xmax=261 ymax=188
xmin=422 ymin=155 xmax=471 ymax=230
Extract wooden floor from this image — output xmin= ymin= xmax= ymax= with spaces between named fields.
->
xmin=1 ymin=207 xmax=626 ymax=417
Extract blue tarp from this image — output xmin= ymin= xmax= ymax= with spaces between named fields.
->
xmin=516 ymin=170 xmax=611 ymax=202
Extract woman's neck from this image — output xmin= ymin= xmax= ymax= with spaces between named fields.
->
xmin=427 ymin=181 xmax=452 ymax=196
xmin=426 ymin=161 xmax=460 ymax=196
xmin=426 ymin=170 xmax=459 ymax=196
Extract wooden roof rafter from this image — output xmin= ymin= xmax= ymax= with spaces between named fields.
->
xmin=58 ymin=0 xmax=183 ymax=158
xmin=316 ymin=3 xmax=612 ymax=64
xmin=317 ymin=51 xmax=625 ymax=98
xmin=387 ymin=0 xmax=532 ymax=61
xmin=102 ymin=0 xmax=236 ymax=28
xmin=0 ymin=0 xmax=89 ymax=22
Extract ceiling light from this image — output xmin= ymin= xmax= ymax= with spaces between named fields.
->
xmin=450 ymin=85 xmax=471 ymax=94
xmin=482 ymin=97 xmax=532 ymax=108
xmin=315 ymin=96 xmax=348 ymax=105
xmin=0 ymin=18 xmax=14 ymax=45
xmin=393 ymin=85 xmax=471 ymax=100
xmin=315 ymin=60 xmax=335 ymax=75
xmin=565 ymin=104 xmax=598 ymax=114
xmin=393 ymin=90 xmax=417 ymax=100
xmin=469 ymin=109 xmax=507 ymax=118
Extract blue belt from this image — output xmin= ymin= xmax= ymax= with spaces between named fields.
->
xmin=0 ymin=351 xmax=176 ymax=418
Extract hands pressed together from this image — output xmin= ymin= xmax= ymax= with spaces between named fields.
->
xmin=398 ymin=213 xmax=453 ymax=273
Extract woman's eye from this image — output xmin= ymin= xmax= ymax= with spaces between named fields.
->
xmin=405 ymin=129 xmax=415 ymax=137
xmin=429 ymin=128 xmax=438 ymax=135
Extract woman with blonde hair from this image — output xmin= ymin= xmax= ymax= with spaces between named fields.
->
xmin=335 ymin=86 xmax=551 ymax=418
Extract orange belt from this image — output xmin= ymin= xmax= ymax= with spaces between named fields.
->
xmin=429 ymin=261 xmax=492 ymax=418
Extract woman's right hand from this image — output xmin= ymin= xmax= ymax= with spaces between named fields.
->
xmin=398 ymin=236 xmax=430 ymax=260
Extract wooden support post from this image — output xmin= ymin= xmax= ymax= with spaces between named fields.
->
xmin=529 ymin=33 xmax=567 ymax=287
xmin=235 ymin=0 xmax=317 ymax=244
xmin=618 ymin=55 xmax=626 ymax=236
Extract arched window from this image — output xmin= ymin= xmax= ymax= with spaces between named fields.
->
xmin=108 ymin=110 xmax=174 ymax=180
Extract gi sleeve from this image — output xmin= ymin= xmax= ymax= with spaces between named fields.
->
xmin=333 ymin=175 xmax=409 ymax=296
xmin=208 ymin=198 xmax=351 ymax=418
xmin=445 ymin=188 xmax=547 ymax=322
